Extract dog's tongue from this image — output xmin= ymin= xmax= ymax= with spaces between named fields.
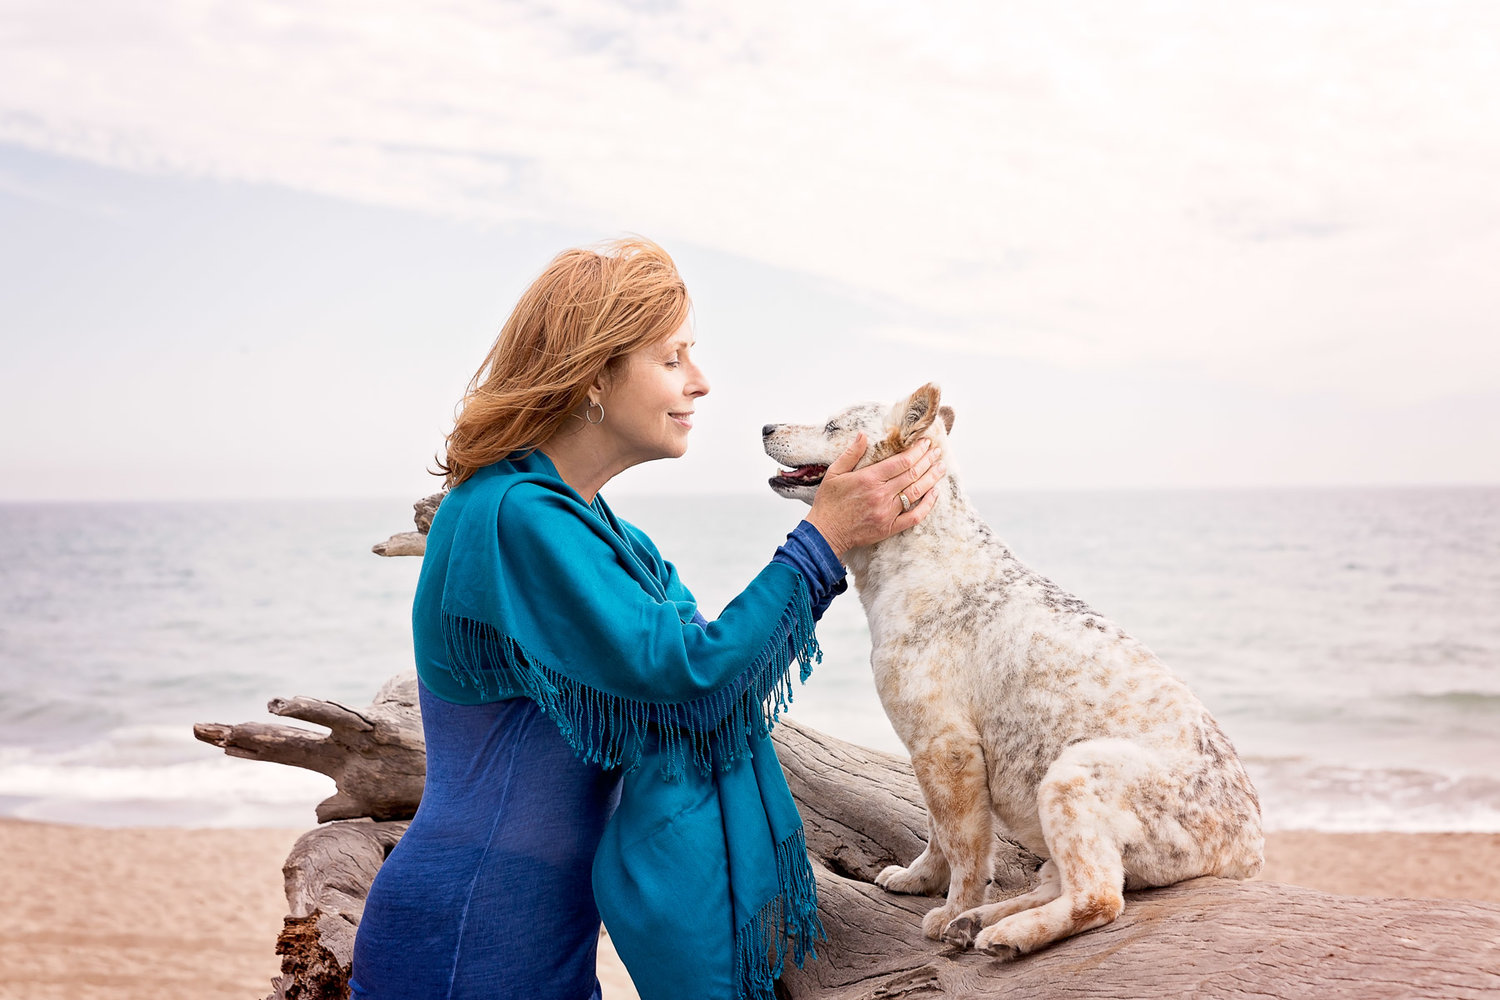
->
xmin=785 ymin=465 xmax=828 ymax=480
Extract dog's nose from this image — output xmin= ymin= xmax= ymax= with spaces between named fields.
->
xmin=761 ymin=424 xmax=776 ymax=438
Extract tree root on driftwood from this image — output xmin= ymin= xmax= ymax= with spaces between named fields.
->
xmin=197 ymin=673 xmax=1500 ymax=999
xmin=193 ymin=674 xmax=424 ymax=822
xmin=371 ymin=493 xmax=443 ymax=557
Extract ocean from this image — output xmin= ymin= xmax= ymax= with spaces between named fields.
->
xmin=1 ymin=487 xmax=1498 ymax=832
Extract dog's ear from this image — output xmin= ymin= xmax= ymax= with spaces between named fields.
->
xmin=895 ymin=383 xmax=942 ymax=447
xmin=938 ymin=405 xmax=955 ymax=434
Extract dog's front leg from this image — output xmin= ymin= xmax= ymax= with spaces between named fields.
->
xmin=900 ymin=733 xmax=994 ymax=940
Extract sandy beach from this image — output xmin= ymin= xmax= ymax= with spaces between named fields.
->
xmin=3 ymin=819 xmax=1498 ymax=1000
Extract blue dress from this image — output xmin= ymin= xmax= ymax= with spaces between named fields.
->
xmin=350 ymin=688 xmax=620 ymax=1000
xmin=349 ymin=521 xmax=845 ymax=1000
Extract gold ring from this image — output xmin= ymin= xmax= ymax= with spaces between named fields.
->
xmin=898 ymin=492 xmax=913 ymax=513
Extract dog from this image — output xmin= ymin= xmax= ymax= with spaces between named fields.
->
xmin=763 ymin=383 xmax=1264 ymax=959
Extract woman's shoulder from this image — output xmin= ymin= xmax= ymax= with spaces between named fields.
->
xmin=591 ymin=496 xmax=665 ymax=561
xmin=449 ymin=459 xmax=584 ymax=517
xmin=422 ymin=469 xmax=590 ymax=566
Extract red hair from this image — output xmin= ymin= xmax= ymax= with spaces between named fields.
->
xmin=436 ymin=237 xmax=691 ymax=487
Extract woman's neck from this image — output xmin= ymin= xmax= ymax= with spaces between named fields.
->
xmin=538 ymin=430 xmax=627 ymax=504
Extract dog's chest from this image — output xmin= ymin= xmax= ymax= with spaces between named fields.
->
xmin=852 ymin=549 xmax=1022 ymax=722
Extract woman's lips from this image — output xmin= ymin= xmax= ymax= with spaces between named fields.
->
xmin=670 ymin=411 xmax=694 ymax=428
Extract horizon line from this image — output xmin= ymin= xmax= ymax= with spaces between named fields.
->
xmin=3 ymin=480 xmax=1498 ymax=505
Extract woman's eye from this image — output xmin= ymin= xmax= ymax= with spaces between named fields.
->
xmin=666 ymin=359 xmax=681 ymax=368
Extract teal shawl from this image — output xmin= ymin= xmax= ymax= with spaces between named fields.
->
xmin=415 ymin=452 xmax=825 ymax=1000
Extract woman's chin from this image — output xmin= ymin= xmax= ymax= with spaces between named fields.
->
xmin=642 ymin=441 xmax=689 ymax=463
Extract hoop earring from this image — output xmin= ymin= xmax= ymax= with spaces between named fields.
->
xmin=585 ymin=400 xmax=605 ymax=425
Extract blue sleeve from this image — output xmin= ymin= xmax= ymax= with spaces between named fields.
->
xmin=770 ymin=520 xmax=848 ymax=622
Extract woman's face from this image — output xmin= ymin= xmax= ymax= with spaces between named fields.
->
xmin=596 ymin=319 xmax=710 ymax=467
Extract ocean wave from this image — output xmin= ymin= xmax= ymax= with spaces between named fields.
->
xmin=0 ymin=744 xmax=334 ymax=827
xmin=1246 ymin=757 xmax=1500 ymax=833
xmin=1407 ymin=690 xmax=1500 ymax=711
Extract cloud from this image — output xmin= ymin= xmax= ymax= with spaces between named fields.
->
xmin=2 ymin=0 xmax=1497 ymax=402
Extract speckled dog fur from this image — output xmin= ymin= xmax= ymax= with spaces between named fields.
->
xmin=763 ymin=384 xmax=1264 ymax=959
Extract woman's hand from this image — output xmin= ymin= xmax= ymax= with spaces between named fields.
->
xmin=805 ymin=434 xmax=947 ymax=561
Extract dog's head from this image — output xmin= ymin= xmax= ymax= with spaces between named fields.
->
xmin=763 ymin=383 xmax=955 ymax=505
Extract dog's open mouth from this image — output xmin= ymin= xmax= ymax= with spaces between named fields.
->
xmin=769 ymin=464 xmax=829 ymax=489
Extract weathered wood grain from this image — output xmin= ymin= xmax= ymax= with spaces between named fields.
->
xmin=371 ymin=530 xmax=425 ymax=556
xmin=412 ymin=492 xmax=444 ymax=533
xmin=779 ymin=867 xmax=1500 ymax=999
xmin=269 ymin=818 xmax=409 ymax=1000
xmin=193 ymin=673 xmax=425 ymax=822
xmin=371 ymin=492 xmax=444 ymax=557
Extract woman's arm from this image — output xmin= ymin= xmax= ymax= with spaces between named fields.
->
xmin=490 ymin=486 xmax=818 ymax=703
xmin=665 ymin=520 xmax=845 ymax=629
xmin=435 ymin=483 xmax=824 ymax=776
xmin=769 ymin=520 xmax=847 ymax=622
xmin=668 ymin=520 xmax=846 ymax=731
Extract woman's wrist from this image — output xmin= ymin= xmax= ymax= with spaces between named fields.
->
xmin=803 ymin=511 xmax=849 ymax=561
xmin=772 ymin=520 xmax=849 ymax=622
xmin=789 ymin=520 xmax=845 ymax=573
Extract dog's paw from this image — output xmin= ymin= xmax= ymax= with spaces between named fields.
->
xmin=977 ymin=940 xmax=1023 ymax=961
xmin=876 ymin=864 xmax=933 ymax=895
xmin=973 ymin=925 xmax=1023 ymax=961
xmin=874 ymin=846 xmax=951 ymax=895
xmin=941 ymin=914 xmax=980 ymax=950
xmin=921 ymin=905 xmax=959 ymax=940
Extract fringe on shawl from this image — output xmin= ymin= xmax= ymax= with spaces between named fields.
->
xmin=733 ymin=826 xmax=826 ymax=1000
xmin=437 ymin=573 xmax=823 ymax=780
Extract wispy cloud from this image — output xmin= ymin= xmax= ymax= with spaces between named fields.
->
xmin=3 ymin=0 xmax=1497 ymax=402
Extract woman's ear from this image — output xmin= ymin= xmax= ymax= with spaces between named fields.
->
xmin=589 ymin=366 xmax=614 ymax=404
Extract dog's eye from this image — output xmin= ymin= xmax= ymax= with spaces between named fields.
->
xmin=825 ymin=421 xmax=839 ymax=434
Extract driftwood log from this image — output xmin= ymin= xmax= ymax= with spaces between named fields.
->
xmin=194 ymin=673 xmax=424 ymax=822
xmin=195 ymin=497 xmax=1500 ymax=998
xmin=197 ymin=675 xmax=1500 ymax=999
xmin=371 ymin=492 xmax=443 ymax=557
xmin=274 ymin=818 xmax=409 ymax=999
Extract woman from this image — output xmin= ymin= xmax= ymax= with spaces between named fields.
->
xmin=349 ymin=238 xmax=945 ymax=1000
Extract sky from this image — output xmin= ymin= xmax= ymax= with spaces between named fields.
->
xmin=1 ymin=0 xmax=1497 ymax=500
